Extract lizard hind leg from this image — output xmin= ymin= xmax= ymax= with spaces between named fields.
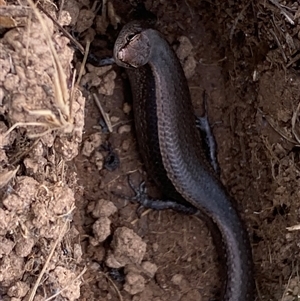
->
xmin=112 ymin=175 xmax=197 ymax=215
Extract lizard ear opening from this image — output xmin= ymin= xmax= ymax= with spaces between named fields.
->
xmin=126 ymin=33 xmax=136 ymax=42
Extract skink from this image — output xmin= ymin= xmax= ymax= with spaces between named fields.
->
xmin=113 ymin=20 xmax=255 ymax=301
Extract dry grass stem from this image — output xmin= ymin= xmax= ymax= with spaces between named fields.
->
xmin=76 ymin=40 xmax=90 ymax=86
xmin=286 ymin=224 xmax=300 ymax=231
xmin=0 ymin=166 xmax=20 ymax=188
xmin=258 ymin=109 xmax=299 ymax=146
xmin=93 ymin=93 xmax=113 ymax=132
xmin=291 ymin=100 xmax=300 ymax=144
xmin=0 ymin=5 xmax=32 ymax=17
xmin=269 ymin=0 xmax=295 ymax=25
xmin=37 ymin=3 xmax=85 ymax=54
xmin=99 ymin=271 xmax=123 ymax=301
xmin=44 ymin=266 xmax=87 ymax=301
xmin=28 ymin=216 xmax=72 ymax=301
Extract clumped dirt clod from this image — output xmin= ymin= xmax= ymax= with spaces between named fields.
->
xmin=106 ymin=227 xmax=147 ymax=269
xmin=0 ymin=3 xmax=85 ymax=300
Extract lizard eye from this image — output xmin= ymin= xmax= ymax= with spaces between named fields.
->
xmin=126 ymin=33 xmax=136 ymax=42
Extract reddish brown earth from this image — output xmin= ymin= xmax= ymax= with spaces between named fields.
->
xmin=0 ymin=1 xmax=300 ymax=301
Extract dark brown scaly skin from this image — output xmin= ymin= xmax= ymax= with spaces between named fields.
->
xmin=113 ymin=21 xmax=255 ymax=301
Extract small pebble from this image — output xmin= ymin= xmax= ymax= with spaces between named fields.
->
xmin=123 ymin=102 xmax=132 ymax=114
xmin=111 ymin=116 xmax=120 ymax=123
xmin=171 ymin=274 xmax=183 ymax=285
xmin=118 ymin=124 xmax=131 ymax=134
xmin=141 ymin=261 xmax=158 ymax=279
xmin=121 ymin=139 xmax=130 ymax=151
